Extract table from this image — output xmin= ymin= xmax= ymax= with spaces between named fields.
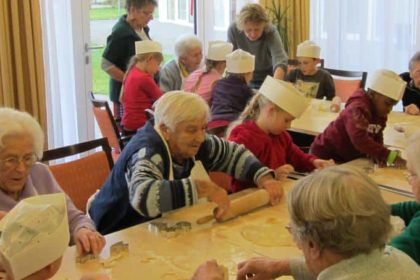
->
xmin=289 ymin=100 xmax=420 ymax=149
xmin=52 ymin=178 xmax=413 ymax=280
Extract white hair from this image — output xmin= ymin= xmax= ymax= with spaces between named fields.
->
xmin=0 ymin=108 xmax=44 ymax=159
xmin=287 ymin=165 xmax=392 ymax=257
xmin=174 ymin=34 xmax=202 ymax=59
xmin=406 ymin=131 xmax=420 ymax=176
xmin=154 ymin=91 xmax=209 ymax=131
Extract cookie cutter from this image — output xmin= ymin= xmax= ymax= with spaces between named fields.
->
xmin=110 ymin=241 xmax=129 ymax=256
xmin=76 ymin=253 xmax=96 ymax=264
xmin=148 ymin=221 xmax=192 ymax=235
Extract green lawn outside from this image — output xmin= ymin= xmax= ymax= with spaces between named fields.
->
xmin=90 ymin=7 xmax=122 ymax=20
xmin=92 ymin=49 xmax=175 ymax=96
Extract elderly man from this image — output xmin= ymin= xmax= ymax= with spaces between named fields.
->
xmin=400 ymin=51 xmax=420 ymax=115
xmin=89 ymin=91 xmax=282 ymax=234
xmin=159 ymin=34 xmax=203 ymax=92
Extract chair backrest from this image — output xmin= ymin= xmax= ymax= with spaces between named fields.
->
xmin=42 ymin=137 xmax=113 ymax=213
xmin=324 ymin=68 xmax=368 ymax=102
xmin=90 ymin=92 xmax=122 ymax=154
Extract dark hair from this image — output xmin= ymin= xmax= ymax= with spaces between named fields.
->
xmin=126 ymin=0 xmax=157 ymax=11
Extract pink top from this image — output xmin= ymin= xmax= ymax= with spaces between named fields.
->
xmin=183 ymin=68 xmax=221 ymax=104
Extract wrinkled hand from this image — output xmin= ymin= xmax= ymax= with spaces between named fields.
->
xmin=405 ymin=104 xmax=420 ymax=115
xmin=191 ymin=259 xmax=225 ymax=280
xmin=75 ymin=228 xmax=106 ymax=256
xmin=0 ymin=210 xmax=8 ymax=220
xmin=236 ymin=257 xmax=290 ymax=280
xmin=258 ymin=176 xmax=284 ymax=205
xmin=274 ymin=164 xmax=294 ymax=180
xmin=196 ymin=179 xmax=230 ymax=220
xmin=313 ymin=159 xmax=335 ymax=169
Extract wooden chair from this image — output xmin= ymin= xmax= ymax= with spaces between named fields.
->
xmin=90 ymin=92 xmax=132 ymax=161
xmin=42 ymin=137 xmax=113 ymax=213
xmin=324 ymin=68 xmax=368 ymax=102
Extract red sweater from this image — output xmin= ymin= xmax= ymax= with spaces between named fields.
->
xmin=228 ymin=121 xmax=316 ymax=192
xmin=310 ymin=89 xmax=390 ymax=163
xmin=122 ymin=67 xmax=162 ymax=131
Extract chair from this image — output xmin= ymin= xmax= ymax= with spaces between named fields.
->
xmin=90 ymin=92 xmax=132 ymax=161
xmin=42 ymin=137 xmax=113 ymax=213
xmin=324 ymin=68 xmax=368 ymax=102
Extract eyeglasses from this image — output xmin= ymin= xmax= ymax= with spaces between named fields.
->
xmin=404 ymin=171 xmax=418 ymax=182
xmin=0 ymin=154 xmax=37 ymax=169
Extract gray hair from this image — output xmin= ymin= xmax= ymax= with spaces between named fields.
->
xmin=0 ymin=108 xmax=44 ymax=159
xmin=409 ymin=51 xmax=420 ymax=71
xmin=174 ymin=34 xmax=202 ymax=59
xmin=406 ymin=131 xmax=420 ymax=176
xmin=154 ymin=91 xmax=209 ymax=131
xmin=287 ymin=165 xmax=392 ymax=257
xmin=236 ymin=3 xmax=270 ymax=31
xmin=126 ymin=0 xmax=157 ymax=11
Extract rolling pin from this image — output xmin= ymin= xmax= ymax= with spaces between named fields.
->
xmin=196 ymin=189 xmax=270 ymax=224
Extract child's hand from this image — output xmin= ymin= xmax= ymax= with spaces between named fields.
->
xmin=0 ymin=211 xmax=8 ymax=220
xmin=313 ymin=159 xmax=335 ymax=169
xmin=275 ymin=164 xmax=294 ymax=180
xmin=405 ymin=104 xmax=420 ymax=115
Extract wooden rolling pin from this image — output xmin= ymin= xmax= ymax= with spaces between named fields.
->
xmin=196 ymin=189 xmax=270 ymax=224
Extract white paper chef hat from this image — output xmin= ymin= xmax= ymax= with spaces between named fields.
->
xmin=207 ymin=41 xmax=233 ymax=61
xmin=226 ymin=49 xmax=255 ymax=73
xmin=0 ymin=193 xmax=69 ymax=280
xmin=135 ymin=40 xmax=162 ymax=55
xmin=367 ymin=69 xmax=406 ymax=101
xmin=259 ymin=76 xmax=310 ymax=118
xmin=296 ymin=40 xmax=321 ymax=59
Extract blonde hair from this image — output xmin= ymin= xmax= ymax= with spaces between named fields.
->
xmin=0 ymin=108 xmax=44 ymax=159
xmin=406 ymin=131 xmax=420 ymax=176
xmin=287 ymin=165 xmax=392 ymax=257
xmin=238 ymin=93 xmax=281 ymax=123
xmin=126 ymin=52 xmax=163 ymax=71
xmin=236 ymin=3 xmax=270 ymax=31
xmin=154 ymin=91 xmax=209 ymax=131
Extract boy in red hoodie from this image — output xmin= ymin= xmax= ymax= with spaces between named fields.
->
xmin=310 ymin=69 xmax=406 ymax=166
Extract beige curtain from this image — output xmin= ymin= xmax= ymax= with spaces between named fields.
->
xmin=260 ymin=0 xmax=310 ymax=59
xmin=0 ymin=0 xmax=47 ymax=132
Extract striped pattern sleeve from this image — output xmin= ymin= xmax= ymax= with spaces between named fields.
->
xmin=125 ymin=149 xmax=199 ymax=218
xmin=205 ymin=135 xmax=273 ymax=183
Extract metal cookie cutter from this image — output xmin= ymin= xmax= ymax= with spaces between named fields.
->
xmin=110 ymin=241 xmax=129 ymax=256
xmin=76 ymin=253 xmax=96 ymax=264
xmin=148 ymin=221 xmax=192 ymax=235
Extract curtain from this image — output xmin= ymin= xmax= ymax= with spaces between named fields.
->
xmin=310 ymin=0 xmax=420 ymax=74
xmin=0 ymin=0 xmax=47 ymax=133
xmin=260 ymin=0 xmax=310 ymax=58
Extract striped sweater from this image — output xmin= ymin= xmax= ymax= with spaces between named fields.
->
xmin=89 ymin=121 xmax=272 ymax=234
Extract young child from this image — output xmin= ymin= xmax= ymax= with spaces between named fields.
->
xmin=121 ymin=40 xmax=163 ymax=135
xmin=285 ymin=40 xmax=335 ymax=100
xmin=209 ymin=49 xmax=255 ymax=136
xmin=228 ymin=76 xmax=334 ymax=193
xmin=310 ymin=69 xmax=407 ymax=166
xmin=183 ymin=41 xmax=233 ymax=105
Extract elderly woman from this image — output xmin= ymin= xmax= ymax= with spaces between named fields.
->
xmin=228 ymin=3 xmax=288 ymax=89
xmin=101 ymin=0 xmax=158 ymax=120
xmin=159 ymin=34 xmax=203 ymax=92
xmin=400 ymin=51 xmax=420 ymax=115
xmin=89 ymin=91 xmax=283 ymax=234
xmin=0 ymin=108 xmax=105 ymax=256
xmin=236 ymin=166 xmax=420 ymax=279
xmin=389 ymin=132 xmax=420 ymax=264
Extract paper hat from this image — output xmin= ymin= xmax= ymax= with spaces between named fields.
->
xmin=0 ymin=193 xmax=69 ymax=280
xmin=207 ymin=41 xmax=233 ymax=61
xmin=135 ymin=40 xmax=162 ymax=55
xmin=226 ymin=49 xmax=255 ymax=73
xmin=259 ymin=76 xmax=310 ymax=118
xmin=296 ymin=40 xmax=321 ymax=58
xmin=367 ymin=69 xmax=406 ymax=101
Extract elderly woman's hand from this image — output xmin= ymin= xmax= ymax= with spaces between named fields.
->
xmin=236 ymin=257 xmax=290 ymax=280
xmin=0 ymin=211 xmax=8 ymax=220
xmin=75 ymin=228 xmax=106 ymax=256
xmin=257 ymin=175 xmax=284 ymax=205
xmin=313 ymin=159 xmax=335 ymax=169
xmin=275 ymin=164 xmax=294 ymax=180
xmin=195 ymin=179 xmax=230 ymax=220
xmin=405 ymin=104 xmax=420 ymax=115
